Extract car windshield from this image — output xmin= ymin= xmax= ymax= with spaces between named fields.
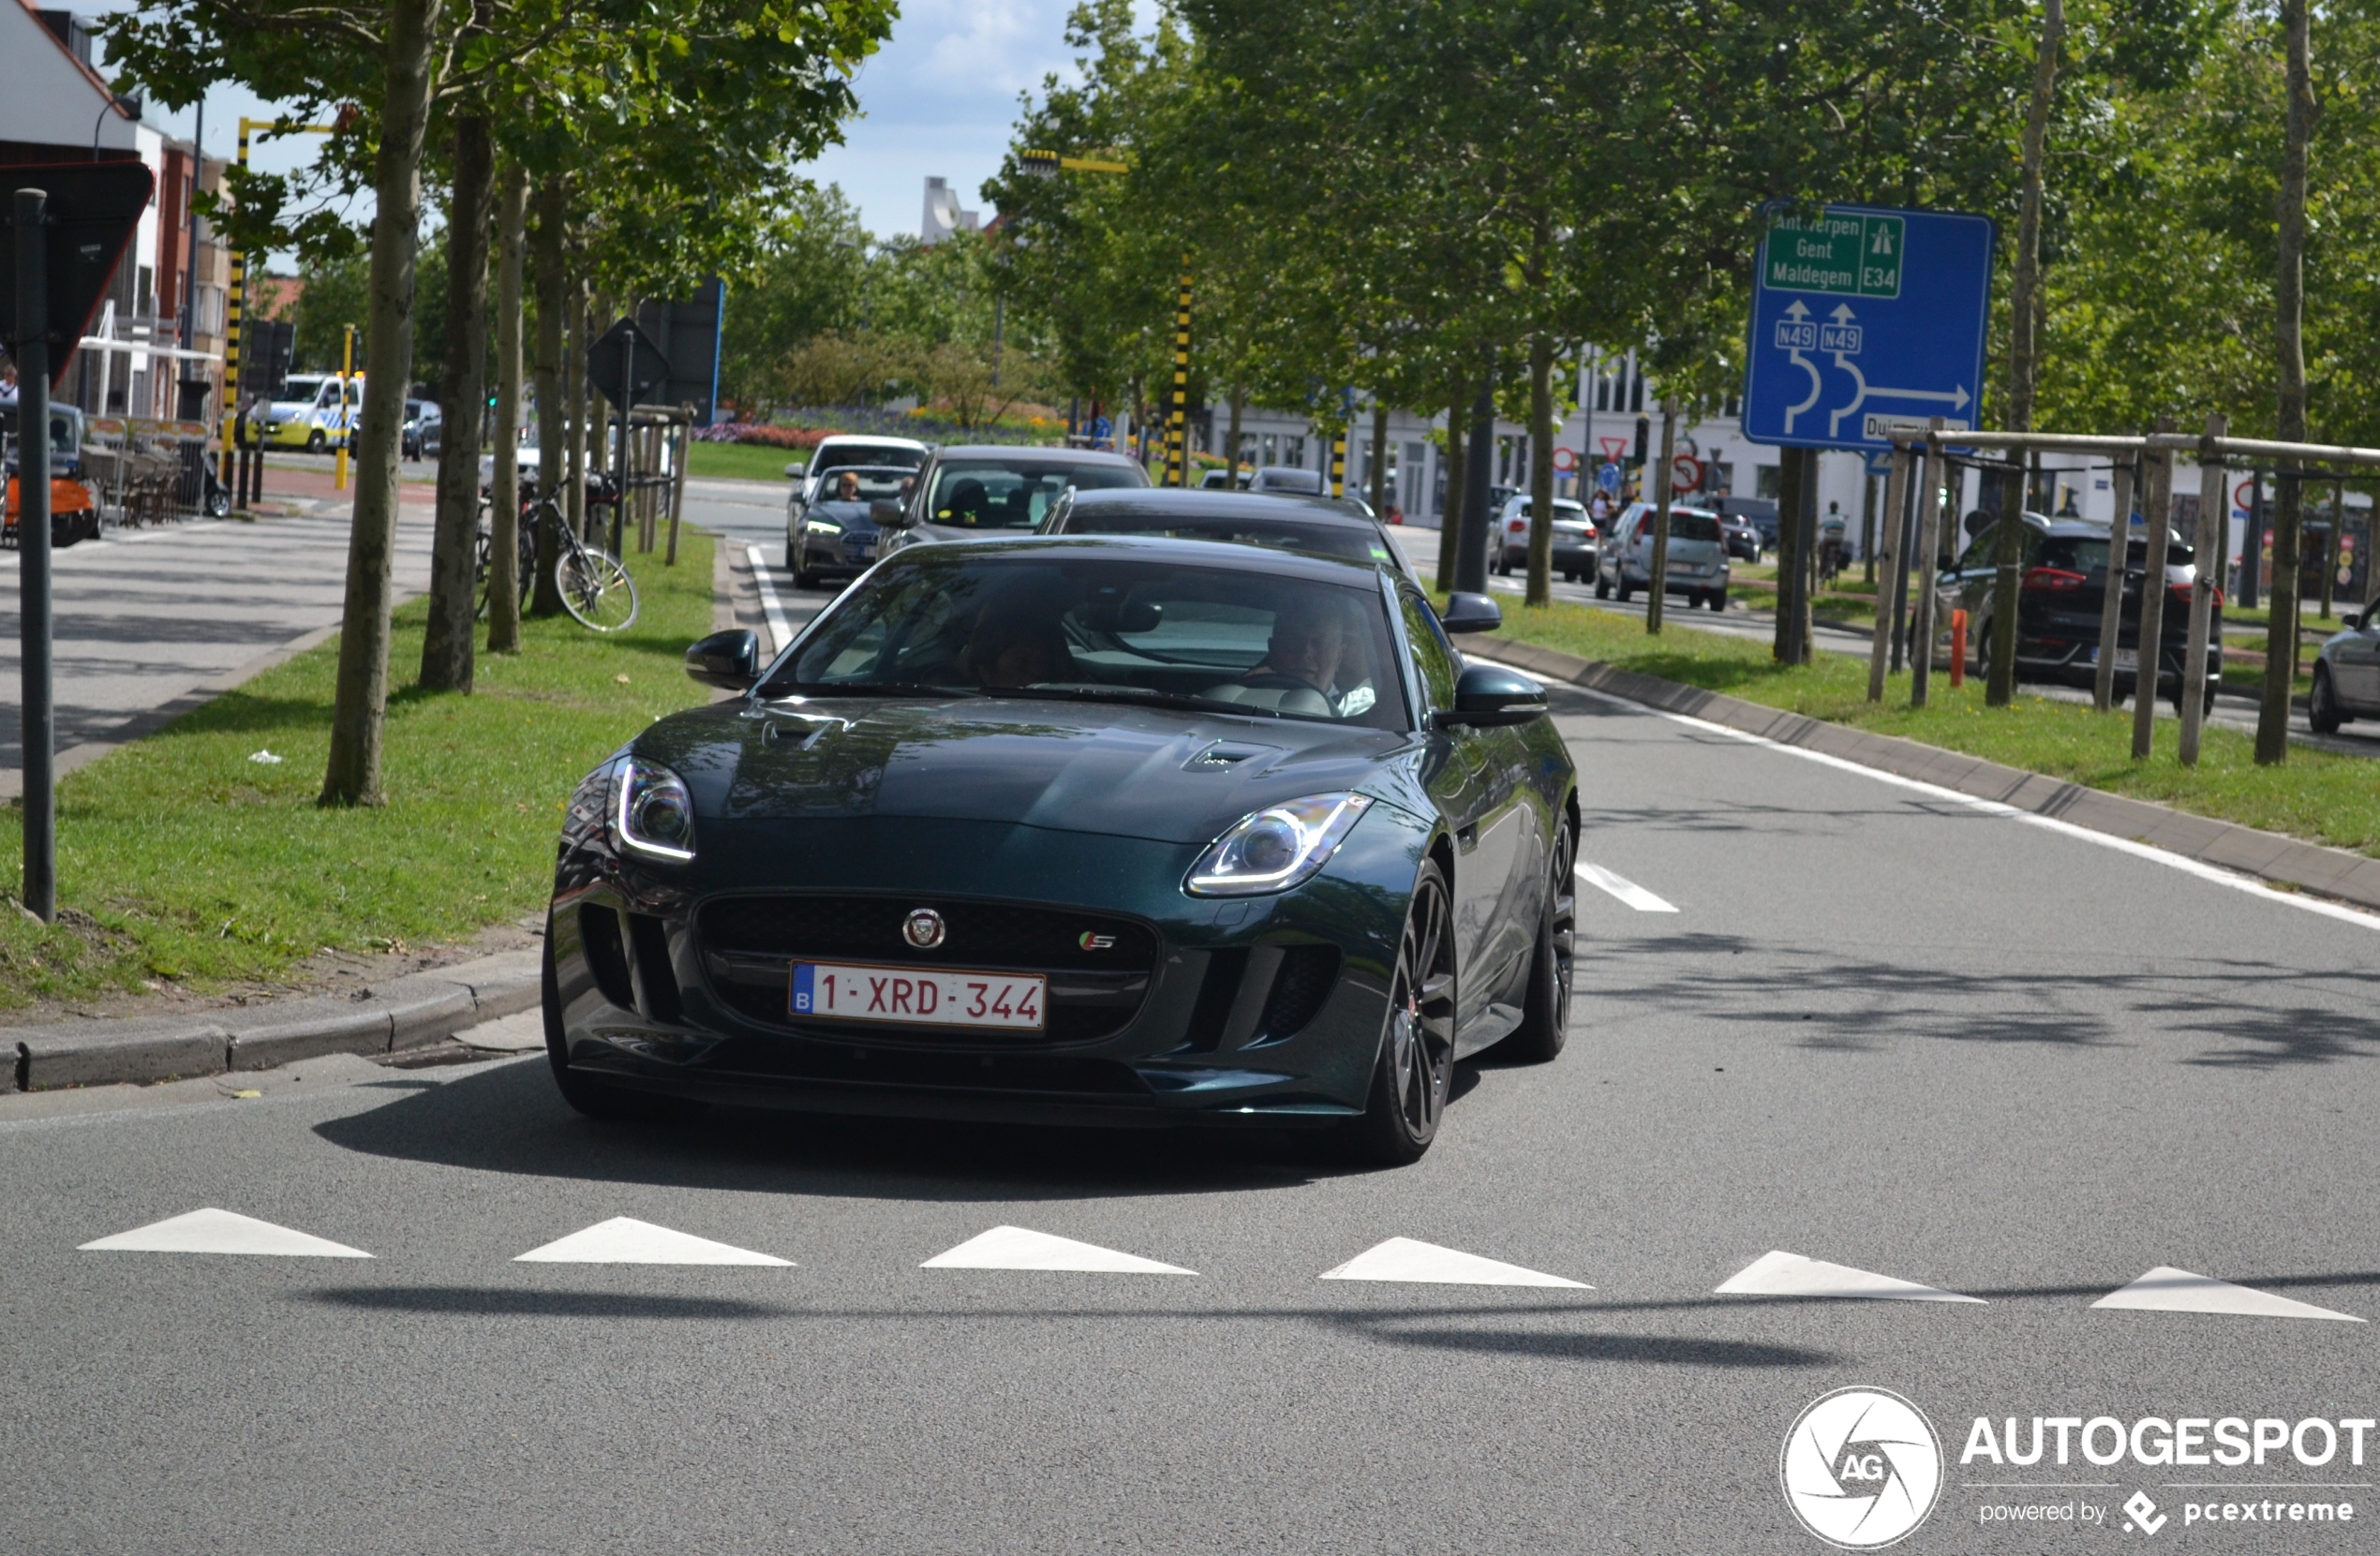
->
xmin=811 ymin=466 xmax=914 ymax=506
xmin=1059 ymin=509 xmax=1398 ymax=569
xmin=814 ymin=441 xmax=925 ymax=475
xmin=925 ymin=460 xmax=1143 ymax=528
xmin=1515 ymin=500 xmax=1587 ymax=522
xmin=765 ymin=551 xmax=1406 ymax=730
xmin=1664 ymin=511 xmax=1721 ymax=541
xmin=281 ymin=376 xmax=326 ymax=405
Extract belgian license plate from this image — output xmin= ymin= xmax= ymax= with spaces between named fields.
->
xmin=2115 ymin=649 xmax=2139 ymax=671
xmin=791 ymin=962 xmax=1045 ymax=1030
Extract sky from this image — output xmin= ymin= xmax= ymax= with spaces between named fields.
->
xmin=71 ymin=0 xmax=1122 ymax=254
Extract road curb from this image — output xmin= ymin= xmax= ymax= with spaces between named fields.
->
xmin=6 ymin=946 xmax=543 ymax=1091
xmin=1481 ymin=634 xmax=2380 ymax=914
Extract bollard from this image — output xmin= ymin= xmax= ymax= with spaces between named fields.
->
xmin=1950 ymin=609 xmax=1968 ymax=689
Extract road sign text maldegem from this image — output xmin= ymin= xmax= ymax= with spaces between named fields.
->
xmin=1765 ymin=213 xmax=1905 ymax=300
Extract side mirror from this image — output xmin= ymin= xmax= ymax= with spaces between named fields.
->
xmin=871 ymin=498 xmax=915 ymax=528
xmin=685 ymin=629 xmax=760 ymax=690
xmin=1439 ymin=591 xmax=1502 ymax=635
xmin=2347 ymin=611 xmax=2365 ymax=630
xmin=1435 ymin=663 xmax=1546 ymax=728
xmin=783 ymin=461 xmax=807 ymax=480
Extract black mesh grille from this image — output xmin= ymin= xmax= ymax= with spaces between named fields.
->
xmin=1257 ymin=944 xmax=1339 ymax=1042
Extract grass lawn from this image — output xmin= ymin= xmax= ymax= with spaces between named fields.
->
xmin=0 ymin=530 xmax=718 ymax=1010
xmin=1472 ymin=595 xmax=2380 ymax=858
xmin=688 ymin=441 xmax=803 ymax=483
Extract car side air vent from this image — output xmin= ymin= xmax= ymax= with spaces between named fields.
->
xmin=1257 ymin=944 xmax=1340 ymax=1042
xmin=625 ymin=912 xmax=685 ymax=1024
xmin=578 ymin=905 xmax=637 ymax=1013
xmin=1184 ymin=741 xmax=1275 ymax=771
xmin=1182 ymin=948 xmax=1248 ymax=1051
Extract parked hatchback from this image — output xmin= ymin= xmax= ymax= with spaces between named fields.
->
xmin=1595 ymin=502 xmax=1730 ymax=610
xmin=1493 ymin=495 xmax=1597 ymax=581
xmin=2311 ymin=606 xmax=2380 ymax=734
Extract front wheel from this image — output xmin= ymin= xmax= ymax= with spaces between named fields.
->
xmin=543 ymin=933 xmax=704 ymax=1123
xmin=1497 ymin=814 xmax=1576 ymax=1065
xmin=1337 ymin=859 xmax=1457 ymax=1166
xmin=306 ymin=430 xmax=326 ymax=453
xmin=2311 ymin=665 xmax=2343 ymax=734
xmin=557 ymin=547 xmax=639 ymax=631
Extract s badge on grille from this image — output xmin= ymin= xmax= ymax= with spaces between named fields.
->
xmin=1078 ymin=932 xmax=1116 ymax=951
xmin=903 ymin=909 xmax=946 ymax=950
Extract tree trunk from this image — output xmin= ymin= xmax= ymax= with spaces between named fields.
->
xmin=528 ymin=174 xmax=566 ymax=616
xmin=1225 ymin=386 xmax=1243 ymax=491
xmin=418 ymin=114 xmax=494 ymax=693
xmin=1993 ymin=0 xmax=2064 ymax=707
xmin=1525 ymin=329 xmax=1555 ymax=607
xmin=2259 ymin=0 xmax=2313 ymax=764
xmin=486 ymin=156 xmax=527 ymax=654
xmin=1368 ymin=398 xmax=1390 ymax=520
xmin=569 ymin=285 xmax=590 ymax=545
xmin=1437 ymin=386 xmax=1466 ymax=585
xmin=1646 ymin=403 xmax=1676 ymax=633
xmin=320 ymin=0 xmax=445 ymax=807
xmin=1455 ymin=372 xmax=1495 ymax=594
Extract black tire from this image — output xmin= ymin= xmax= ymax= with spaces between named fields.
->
xmin=2311 ymin=665 xmax=2343 ymax=734
xmin=306 ymin=430 xmax=326 ymax=453
xmin=1337 ymin=858 xmax=1457 ymax=1166
xmin=1497 ymin=813 xmax=1575 ymax=1065
xmin=1594 ymin=573 xmax=1611 ymax=600
xmin=542 ymin=930 xmax=705 ymax=1123
xmin=1616 ymin=576 xmax=1633 ymax=603
xmin=1709 ymin=589 xmax=1728 ymax=613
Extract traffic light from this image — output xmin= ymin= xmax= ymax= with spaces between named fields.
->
xmin=1633 ymin=416 xmax=1649 ymax=467
xmin=1019 ymin=149 xmax=1061 ymax=178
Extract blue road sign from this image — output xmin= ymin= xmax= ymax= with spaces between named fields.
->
xmin=1597 ymin=463 xmax=1621 ymax=494
xmin=1740 ymin=203 xmax=1995 ymax=453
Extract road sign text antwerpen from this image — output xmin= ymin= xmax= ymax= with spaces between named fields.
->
xmin=1740 ymin=202 xmax=1996 ymax=454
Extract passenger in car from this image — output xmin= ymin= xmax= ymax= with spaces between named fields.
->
xmin=961 ymin=604 xmax=1073 ymax=689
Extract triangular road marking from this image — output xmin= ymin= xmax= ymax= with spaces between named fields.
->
xmin=2092 ymin=1267 xmax=2363 ymax=1323
xmin=80 ymin=1207 xmax=372 ymax=1258
xmin=921 ymin=1224 xmax=1194 ymax=1275
xmin=514 ymin=1216 xmax=792 ymax=1267
xmin=1320 ymin=1237 xmax=1588 ymax=1288
xmin=1717 ymin=1250 xmax=1982 ymax=1303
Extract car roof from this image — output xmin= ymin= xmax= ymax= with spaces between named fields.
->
xmin=812 ymin=433 xmax=929 ymax=452
xmin=1064 ymin=487 xmax=1382 ymax=528
xmin=887 ymin=531 xmax=1395 ymax=585
xmin=933 ymin=445 xmax=1145 ymax=469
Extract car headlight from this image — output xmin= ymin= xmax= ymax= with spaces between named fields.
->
xmin=614 ymin=755 xmax=695 ymax=862
xmin=807 ymin=518 xmax=841 ymax=536
xmin=1186 ymin=793 xmax=1373 ymax=897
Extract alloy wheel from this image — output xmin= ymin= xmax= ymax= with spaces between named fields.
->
xmin=1388 ymin=868 xmax=1457 ymax=1141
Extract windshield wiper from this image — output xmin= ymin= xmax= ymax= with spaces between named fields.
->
xmin=999 ymin=683 xmax=1283 ymax=719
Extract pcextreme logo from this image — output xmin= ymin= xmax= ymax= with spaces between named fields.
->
xmin=1782 ymin=1387 xmax=1945 ymax=1549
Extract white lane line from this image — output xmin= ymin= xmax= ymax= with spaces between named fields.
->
xmin=1320 ymin=1237 xmax=1589 ymax=1288
xmin=922 ymin=1224 xmax=1195 ymax=1274
xmin=80 ymin=1207 xmax=372 ymax=1257
xmin=1575 ymin=862 xmax=1678 ymax=912
xmin=1717 ymin=1250 xmax=1983 ymax=1303
xmin=515 ymin=1216 xmax=791 ymax=1267
xmin=747 ymin=543 xmax=793 ymax=654
xmin=2092 ymin=1267 xmax=2363 ymax=1322
xmin=1513 ymin=666 xmax=2380 ymax=936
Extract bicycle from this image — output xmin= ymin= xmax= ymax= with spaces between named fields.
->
xmin=476 ymin=495 xmax=639 ymax=631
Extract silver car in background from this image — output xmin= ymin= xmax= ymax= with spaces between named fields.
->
xmin=1595 ymin=501 xmax=1732 ymax=611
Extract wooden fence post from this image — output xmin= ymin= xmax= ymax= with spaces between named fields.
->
xmin=2130 ymin=416 xmax=2178 ymax=759
xmin=1867 ymin=443 xmax=1911 ymax=702
xmin=2179 ymin=413 xmax=2227 ymax=763
xmin=2092 ymin=444 xmax=2135 ymax=711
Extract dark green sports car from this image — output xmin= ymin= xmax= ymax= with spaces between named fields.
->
xmin=543 ymin=535 xmax=1578 ymax=1163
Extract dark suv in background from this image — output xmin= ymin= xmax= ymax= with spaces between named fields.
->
xmin=1940 ymin=514 xmax=2221 ymax=712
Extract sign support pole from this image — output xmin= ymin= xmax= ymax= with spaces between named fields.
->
xmin=15 ymin=188 xmax=55 ymax=921
xmin=1867 ymin=444 xmax=1911 ymax=701
xmin=1911 ymin=420 xmax=1947 ymax=708
xmin=1165 ymin=262 xmax=1191 ymax=487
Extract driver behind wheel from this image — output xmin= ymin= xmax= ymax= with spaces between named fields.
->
xmin=1207 ymin=593 xmax=1375 ymax=717
xmin=960 ymin=602 xmax=1072 ymax=689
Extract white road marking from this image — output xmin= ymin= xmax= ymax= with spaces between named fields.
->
xmin=79 ymin=1207 xmax=371 ymax=1258
xmin=747 ymin=544 xmax=793 ymax=655
xmin=1319 ymin=1236 xmax=1589 ymax=1288
xmin=1575 ymin=862 xmax=1678 ymax=912
xmin=921 ymin=1225 xmax=1195 ymax=1274
xmin=513 ymin=1216 xmax=792 ymax=1267
xmin=2091 ymin=1267 xmax=2364 ymax=1322
xmin=1717 ymin=1250 xmax=1983 ymax=1303
xmin=1521 ymin=669 xmax=2380 ymax=936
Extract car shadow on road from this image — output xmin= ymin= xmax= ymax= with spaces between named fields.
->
xmin=313 ymin=1059 xmax=1370 ymax=1202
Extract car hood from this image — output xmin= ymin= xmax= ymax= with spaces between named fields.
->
xmin=635 ymin=697 xmax=1414 ymax=845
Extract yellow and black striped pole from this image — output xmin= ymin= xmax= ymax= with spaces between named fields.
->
xmin=1330 ymin=428 xmax=1347 ymax=497
xmin=222 ymin=117 xmax=337 ymax=499
xmin=1164 ymin=260 xmax=1192 ymax=487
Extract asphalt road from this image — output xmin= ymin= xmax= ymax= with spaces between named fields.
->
xmin=4 ymin=669 xmax=2375 ymax=1553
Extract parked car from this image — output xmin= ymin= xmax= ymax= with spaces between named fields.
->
xmin=1717 ymin=514 xmax=1762 ymax=561
xmin=1492 ymin=495 xmax=1597 ymax=581
xmin=2 ymin=403 xmax=101 ymax=547
xmin=1595 ymin=502 xmax=1731 ymax=610
xmin=1039 ymin=486 xmax=1420 ymax=584
xmin=1247 ymin=466 xmax=1325 ymax=496
xmin=1714 ymin=496 xmax=1778 ymax=554
xmin=879 ymin=444 xmax=1148 ymax=556
xmin=788 ymin=465 xmax=915 ymax=590
xmin=785 ymin=435 xmax=930 ymax=533
xmin=553 ymin=536 xmax=1576 ymax=1165
xmin=402 ymin=399 xmax=443 ymax=461
xmin=2310 ymin=605 xmax=2380 ymax=733
xmin=1941 ymin=515 xmax=2220 ymax=712
xmin=248 ymin=373 xmax=362 ymax=451
xmin=1198 ymin=467 xmax=1251 ymax=490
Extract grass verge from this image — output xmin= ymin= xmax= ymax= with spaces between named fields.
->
xmin=1473 ymin=595 xmax=2380 ymax=858
xmin=688 ymin=442 xmax=802 ymax=483
xmin=0 ymin=530 xmax=717 ymax=1009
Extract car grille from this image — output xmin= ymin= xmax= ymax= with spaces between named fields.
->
xmin=696 ymin=894 xmax=1157 ymax=1045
